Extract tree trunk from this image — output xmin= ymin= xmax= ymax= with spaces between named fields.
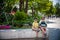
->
xmin=32 ymin=7 xmax=35 ymax=17
xmin=25 ymin=0 xmax=28 ymax=13
xmin=19 ymin=0 xmax=24 ymax=11
xmin=22 ymin=0 xmax=24 ymax=11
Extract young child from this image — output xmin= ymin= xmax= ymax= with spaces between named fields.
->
xmin=32 ymin=18 xmax=40 ymax=37
xmin=39 ymin=17 xmax=47 ymax=37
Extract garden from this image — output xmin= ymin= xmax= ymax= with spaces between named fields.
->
xmin=0 ymin=0 xmax=60 ymax=29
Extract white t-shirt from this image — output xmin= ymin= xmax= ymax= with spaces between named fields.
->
xmin=39 ymin=20 xmax=47 ymax=27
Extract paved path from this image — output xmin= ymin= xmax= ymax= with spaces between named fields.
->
xmin=46 ymin=18 xmax=60 ymax=29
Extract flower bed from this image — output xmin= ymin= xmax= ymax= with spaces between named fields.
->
xmin=0 ymin=25 xmax=11 ymax=29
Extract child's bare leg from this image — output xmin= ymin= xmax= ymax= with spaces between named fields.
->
xmin=36 ymin=31 xmax=38 ymax=37
xmin=41 ymin=28 xmax=46 ymax=37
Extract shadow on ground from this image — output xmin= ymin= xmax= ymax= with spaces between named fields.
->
xmin=0 ymin=37 xmax=48 ymax=40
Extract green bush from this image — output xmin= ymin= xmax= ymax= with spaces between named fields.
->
xmin=0 ymin=12 xmax=12 ymax=24
xmin=0 ymin=12 xmax=6 ymax=24
xmin=14 ymin=11 xmax=27 ymax=20
xmin=12 ymin=11 xmax=28 ymax=28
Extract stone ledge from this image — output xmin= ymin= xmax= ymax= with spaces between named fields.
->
xmin=0 ymin=29 xmax=42 ymax=39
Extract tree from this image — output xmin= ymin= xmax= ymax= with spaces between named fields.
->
xmin=0 ymin=0 xmax=5 ymax=24
xmin=0 ymin=0 xmax=4 ymax=14
xmin=19 ymin=0 xmax=52 ymax=15
xmin=0 ymin=0 xmax=19 ymax=24
xmin=28 ymin=0 xmax=53 ymax=16
xmin=55 ymin=3 xmax=60 ymax=16
xmin=3 ymin=0 xmax=19 ymax=13
xmin=25 ymin=0 xmax=28 ymax=13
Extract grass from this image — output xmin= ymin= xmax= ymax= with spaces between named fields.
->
xmin=10 ymin=25 xmax=32 ymax=29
